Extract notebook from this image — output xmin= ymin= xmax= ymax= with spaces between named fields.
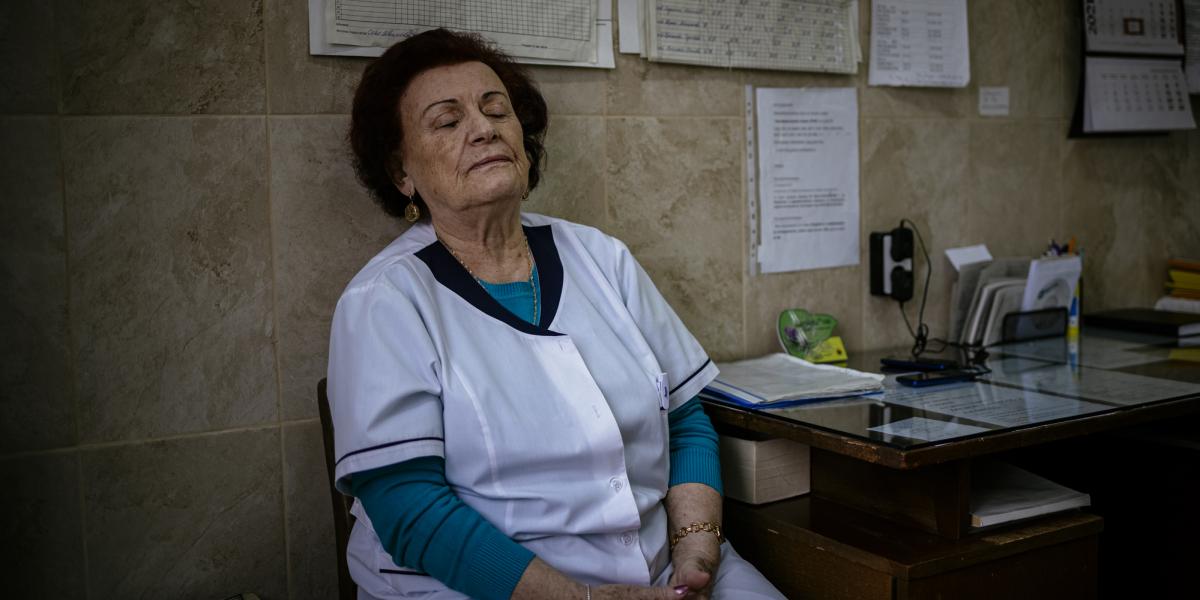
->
xmin=1084 ymin=309 xmax=1200 ymax=338
xmin=970 ymin=461 xmax=1090 ymax=529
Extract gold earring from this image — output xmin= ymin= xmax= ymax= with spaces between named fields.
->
xmin=404 ymin=200 xmax=420 ymax=223
xmin=521 ymin=189 xmax=530 ymax=200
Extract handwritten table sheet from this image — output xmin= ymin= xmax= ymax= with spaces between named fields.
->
xmin=645 ymin=0 xmax=860 ymax=73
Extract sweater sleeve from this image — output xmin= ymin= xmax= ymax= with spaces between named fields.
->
xmin=349 ymin=456 xmax=535 ymax=600
xmin=667 ymin=397 xmax=724 ymax=495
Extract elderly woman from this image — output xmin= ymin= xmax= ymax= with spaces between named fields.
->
xmin=328 ymin=29 xmax=785 ymax=600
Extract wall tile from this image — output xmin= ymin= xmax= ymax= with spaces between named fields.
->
xmin=265 ymin=0 xmax=368 ymax=114
xmin=744 ymin=267 xmax=863 ymax=357
xmin=1175 ymin=122 xmax=1200 ymax=260
xmin=0 ymin=118 xmax=74 ymax=452
xmin=0 ymin=452 xmax=85 ymax=598
xmin=606 ymin=117 xmax=744 ymax=360
xmin=57 ymin=0 xmax=266 ymax=114
xmin=63 ymin=117 xmax=277 ymax=442
xmin=859 ymin=118 xmax=969 ymax=351
xmin=967 ymin=121 xmax=1062 ymax=257
xmin=81 ymin=429 xmax=286 ymax=600
xmin=525 ymin=116 xmax=607 ymax=228
xmin=283 ymin=421 xmax=339 ymax=600
xmin=607 ymin=53 xmax=742 ymax=117
xmin=269 ymin=116 xmax=404 ymax=420
xmin=969 ymin=0 xmax=1062 ymax=119
xmin=0 ymin=1 xmax=57 ymax=113
xmin=861 ymin=84 xmax=972 ymax=119
xmin=528 ymin=65 xmax=608 ymax=115
xmin=1061 ymin=136 xmax=1182 ymax=311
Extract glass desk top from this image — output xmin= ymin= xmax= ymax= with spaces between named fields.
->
xmin=704 ymin=331 xmax=1200 ymax=453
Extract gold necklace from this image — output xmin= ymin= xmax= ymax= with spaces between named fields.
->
xmin=439 ymin=233 xmax=539 ymax=325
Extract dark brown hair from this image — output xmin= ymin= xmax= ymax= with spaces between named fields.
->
xmin=349 ymin=29 xmax=549 ymax=220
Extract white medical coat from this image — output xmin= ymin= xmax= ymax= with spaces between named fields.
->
xmin=327 ymin=213 xmax=719 ymax=597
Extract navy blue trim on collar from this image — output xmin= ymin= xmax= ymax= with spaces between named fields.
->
xmin=415 ymin=224 xmax=563 ymax=336
xmin=524 ymin=224 xmax=563 ymax=330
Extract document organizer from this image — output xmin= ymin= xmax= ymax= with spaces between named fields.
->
xmin=1001 ymin=308 xmax=1068 ymax=344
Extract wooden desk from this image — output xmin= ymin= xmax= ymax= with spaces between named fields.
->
xmin=705 ymin=336 xmax=1200 ymax=599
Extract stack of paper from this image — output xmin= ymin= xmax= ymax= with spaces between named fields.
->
xmin=970 ymin=461 xmax=1090 ymax=529
xmin=719 ymin=435 xmax=810 ymax=505
xmin=701 ymin=354 xmax=883 ymax=408
xmin=950 ymin=256 xmax=1081 ymax=347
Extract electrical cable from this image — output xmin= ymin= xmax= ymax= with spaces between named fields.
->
xmin=897 ymin=218 xmax=931 ymax=356
xmin=892 ymin=218 xmax=991 ymax=364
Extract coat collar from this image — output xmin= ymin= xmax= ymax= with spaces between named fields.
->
xmin=415 ymin=224 xmax=564 ymax=336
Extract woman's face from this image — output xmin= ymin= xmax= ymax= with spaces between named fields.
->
xmin=395 ymin=61 xmax=530 ymax=218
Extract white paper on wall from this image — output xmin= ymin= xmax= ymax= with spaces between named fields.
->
xmin=868 ymin=0 xmax=970 ymax=88
xmin=309 ymin=0 xmax=615 ymax=68
xmin=753 ymin=87 xmax=860 ymax=274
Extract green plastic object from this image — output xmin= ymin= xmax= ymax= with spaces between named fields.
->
xmin=777 ymin=309 xmax=838 ymax=358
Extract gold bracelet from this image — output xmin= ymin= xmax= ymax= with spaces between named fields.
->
xmin=669 ymin=521 xmax=724 ymax=549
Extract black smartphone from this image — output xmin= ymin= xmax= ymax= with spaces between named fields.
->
xmin=880 ymin=356 xmax=959 ymax=372
xmin=896 ymin=369 xmax=977 ymax=387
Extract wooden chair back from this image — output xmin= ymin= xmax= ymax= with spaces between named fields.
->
xmin=317 ymin=378 xmax=357 ymax=600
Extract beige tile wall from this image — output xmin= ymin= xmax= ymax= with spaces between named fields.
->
xmin=0 ymin=0 xmax=1197 ymax=597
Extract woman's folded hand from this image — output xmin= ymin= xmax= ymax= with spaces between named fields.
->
xmin=591 ymin=583 xmax=690 ymax=599
xmin=668 ymin=533 xmax=721 ymax=600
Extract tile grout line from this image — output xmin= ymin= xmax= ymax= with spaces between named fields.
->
xmin=740 ymin=79 xmax=750 ymax=358
xmin=259 ymin=9 xmax=296 ymax=594
xmin=41 ymin=112 xmax=1075 ymax=122
xmin=49 ymin=0 xmax=93 ymax=594
xmin=0 ymin=420 xmax=322 ymax=462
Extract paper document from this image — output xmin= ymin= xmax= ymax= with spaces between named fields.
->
xmin=978 ymin=87 xmax=1010 ymax=117
xmin=311 ymin=0 xmax=615 ymax=68
xmin=1084 ymin=57 xmax=1196 ymax=132
xmin=868 ymin=0 xmax=970 ymax=88
xmin=869 ymin=417 xmax=990 ymax=442
xmin=1187 ymin=0 xmax=1200 ymax=93
xmin=1083 ymin=0 xmax=1184 ymax=55
xmin=618 ymin=0 xmax=643 ymax=54
xmin=1021 ymin=255 xmax=1081 ymax=312
xmin=985 ymin=358 xmax=1200 ymax=407
xmin=881 ymin=379 xmax=1112 ymax=428
xmin=753 ymin=87 xmax=860 ymax=273
xmin=643 ymin=0 xmax=860 ymax=74
xmin=961 ymin=277 xmax=1024 ymax=346
xmin=945 ymin=244 xmax=992 ymax=273
xmin=704 ymin=354 xmax=884 ymax=408
xmin=970 ymin=461 xmax=1090 ymax=529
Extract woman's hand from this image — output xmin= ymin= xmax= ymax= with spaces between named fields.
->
xmin=513 ymin=558 xmax=688 ymax=599
xmin=664 ymin=482 xmax=724 ymax=600
xmin=668 ymin=532 xmax=721 ymax=600
xmin=591 ymin=583 xmax=689 ymax=599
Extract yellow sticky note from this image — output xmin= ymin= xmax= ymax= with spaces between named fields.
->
xmin=805 ymin=336 xmax=848 ymax=364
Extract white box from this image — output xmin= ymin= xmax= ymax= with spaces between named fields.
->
xmin=719 ymin=435 xmax=810 ymax=504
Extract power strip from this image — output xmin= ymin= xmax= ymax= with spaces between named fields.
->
xmin=869 ymin=227 xmax=914 ymax=302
